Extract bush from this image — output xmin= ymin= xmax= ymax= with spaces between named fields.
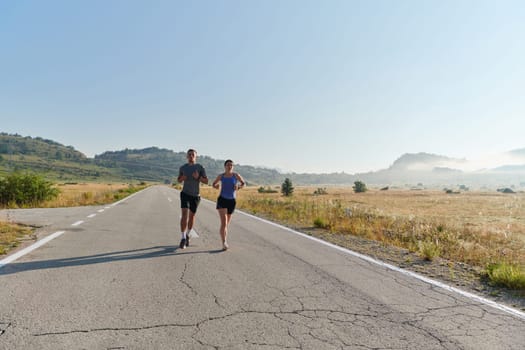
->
xmin=353 ymin=181 xmax=367 ymax=193
xmin=313 ymin=217 xmax=329 ymax=229
xmin=0 ymin=172 xmax=60 ymax=207
xmin=313 ymin=188 xmax=328 ymax=195
xmin=258 ymin=186 xmax=278 ymax=193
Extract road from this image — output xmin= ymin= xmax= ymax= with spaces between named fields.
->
xmin=0 ymin=185 xmax=524 ymax=349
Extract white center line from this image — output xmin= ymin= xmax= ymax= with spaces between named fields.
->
xmin=97 ymin=209 xmax=105 ymax=213
xmin=71 ymin=220 xmax=84 ymax=226
xmin=87 ymin=214 xmax=96 ymax=218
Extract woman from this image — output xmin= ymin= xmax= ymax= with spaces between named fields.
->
xmin=212 ymin=159 xmax=246 ymax=250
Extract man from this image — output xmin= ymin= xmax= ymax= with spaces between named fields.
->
xmin=177 ymin=149 xmax=208 ymax=249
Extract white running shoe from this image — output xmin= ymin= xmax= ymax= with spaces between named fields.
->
xmin=223 ymin=241 xmax=229 ymax=251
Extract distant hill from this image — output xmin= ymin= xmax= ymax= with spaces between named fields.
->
xmin=94 ymin=147 xmax=285 ymax=184
xmin=0 ymin=133 xmax=286 ymax=184
xmin=1 ymin=133 xmax=525 ymax=188
xmin=0 ymin=133 xmax=116 ymax=181
xmin=389 ymin=152 xmax=466 ymax=171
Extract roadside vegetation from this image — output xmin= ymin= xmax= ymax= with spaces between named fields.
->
xmin=0 ymin=172 xmax=149 ymax=255
xmin=0 ymin=221 xmax=33 ymax=255
xmin=201 ymin=185 xmax=525 ymax=292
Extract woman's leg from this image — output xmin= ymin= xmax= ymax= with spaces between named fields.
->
xmin=218 ymin=208 xmax=228 ymax=247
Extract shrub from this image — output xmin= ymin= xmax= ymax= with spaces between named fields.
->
xmin=313 ymin=217 xmax=329 ymax=229
xmin=313 ymin=188 xmax=328 ymax=195
xmin=258 ymin=186 xmax=278 ymax=193
xmin=0 ymin=172 xmax=60 ymax=207
xmin=353 ymin=181 xmax=367 ymax=193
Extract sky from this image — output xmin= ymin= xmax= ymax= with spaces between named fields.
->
xmin=1 ymin=0 xmax=524 ymax=174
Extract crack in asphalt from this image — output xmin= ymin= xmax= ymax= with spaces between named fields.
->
xmin=0 ymin=322 xmax=11 ymax=336
xmin=28 ymin=304 xmax=492 ymax=349
xmin=24 ymin=247 xmax=523 ymax=349
xmin=179 ymin=258 xmax=197 ymax=295
xmin=32 ymin=322 xmax=196 ymax=337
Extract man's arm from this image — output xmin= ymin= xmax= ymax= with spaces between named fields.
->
xmin=177 ymin=168 xmax=186 ymax=183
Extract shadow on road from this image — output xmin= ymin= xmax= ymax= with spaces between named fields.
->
xmin=0 ymin=246 xmax=222 ymax=275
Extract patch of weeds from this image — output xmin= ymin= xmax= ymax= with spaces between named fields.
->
xmin=419 ymin=240 xmax=441 ymax=261
xmin=486 ymin=263 xmax=525 ymax=291
xmin=313 ymin=217 xmax=330 ymax=229
xmin=0 ymin=222 xmax=34 ymax=255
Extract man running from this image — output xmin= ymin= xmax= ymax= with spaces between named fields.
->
xmin=177 ymin=149 xmax=208 ymax=249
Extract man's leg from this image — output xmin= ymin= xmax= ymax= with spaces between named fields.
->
xmin=180 ymin=208 xmax=189 ymax=233
xmin=180 ymin=208 xmax=189 ymax=249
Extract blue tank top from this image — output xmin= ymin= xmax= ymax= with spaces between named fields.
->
xmin=220 ymin=174 xmax=237 ymax=199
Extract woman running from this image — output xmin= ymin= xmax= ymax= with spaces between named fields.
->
xmin=212 ymin=159 xmax=246 ymax=250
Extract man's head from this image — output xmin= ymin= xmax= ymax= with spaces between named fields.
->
xmin=187 ymin=149 xmax=197 ymax=164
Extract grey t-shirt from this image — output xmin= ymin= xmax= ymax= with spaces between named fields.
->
xmin=179 ymin=163 xmax=206 ymax=197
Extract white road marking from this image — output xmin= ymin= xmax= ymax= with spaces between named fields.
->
xmin=97 ymin=209 xmax=104 ymax=213
xmin=87 ymin=214 xmax=96 ymax=218
xmin=0 ymin=190 xmax=145 ymax=270
xmin=0 ymin=231 xmax=66 ymax=269
xmin=236 ymin=209 xmax=525 ymax=321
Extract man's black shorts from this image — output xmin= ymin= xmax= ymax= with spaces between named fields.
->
xmin=216 ymin=196 xmax=236 ymax=214
xmin=180 ymin=191 xmax=201 ymax=213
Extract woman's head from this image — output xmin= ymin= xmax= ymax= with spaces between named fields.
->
xmin=224 ymin=159 xmax=234 ymax=170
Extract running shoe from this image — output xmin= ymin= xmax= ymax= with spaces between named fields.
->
xmin=179 ymin=238 xmax=186 ymax=249
xmin=185 ymin=235 xmax=190 ymax=247
xmin=223 ymin=241 xmax=229 ymax=251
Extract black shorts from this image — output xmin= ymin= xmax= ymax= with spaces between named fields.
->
xmin=216 ymin=196 xmax=236 ymax=214
xmin=180 ymin=192 xmax=201 ymax=213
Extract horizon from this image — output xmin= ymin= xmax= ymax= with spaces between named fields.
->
xmin=3 ymin=131 xmax=525 ymax=176
xmin=2 ymin=1 xmax=524 ymax=174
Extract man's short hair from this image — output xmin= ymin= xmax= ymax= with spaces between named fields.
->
xmin=187 ymin=149 xmax=197 ymax=154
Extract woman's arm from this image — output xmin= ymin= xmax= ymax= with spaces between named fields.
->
xmin=212 ymin=174 xmax=222 ymax=189
xmin=235 ymin=173 xmax=246 ymax=188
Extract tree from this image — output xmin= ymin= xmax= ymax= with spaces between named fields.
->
xmin=353 ymin=180 xmax=367 ymax=193
xmin=281 ymin=178 xmax=294 ymax=196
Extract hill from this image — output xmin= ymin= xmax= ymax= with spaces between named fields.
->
xmin=94 ymin=147 xmax=285 ymax=184
xmin=0 ymin=133 xmax=287 ymax=184
xmin=1 ymin=133 xmax=525 ymax=188
xmin=0 ymin=133 xmax=117 ymax=181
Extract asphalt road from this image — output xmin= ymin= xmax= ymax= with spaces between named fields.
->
xmin=0 ymin=185 xmax=524 ymax=349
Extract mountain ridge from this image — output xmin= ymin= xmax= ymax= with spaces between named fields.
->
xmin=1 ymin=132 xmax=524 ymax=188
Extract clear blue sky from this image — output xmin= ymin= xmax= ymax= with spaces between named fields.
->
xmin=1 ymin=0 xmax=524 ymax=174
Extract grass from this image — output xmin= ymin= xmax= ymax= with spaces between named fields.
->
xmin=0 ymin=221 xmax=34 ymax=255
xmin=42 ymin=182 xmax=148 ymax=208
xmin=0 ymin=182 xmax=149 ymax=255
xmin=487 ymin=263 xmax=525 ymax=290
xmin=201 ymin=185 xmax=525 ymax=290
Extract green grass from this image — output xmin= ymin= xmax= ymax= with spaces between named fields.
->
xmin=487 ymin=263 xmax=525 ymax=290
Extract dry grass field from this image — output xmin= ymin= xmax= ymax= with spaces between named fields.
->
xmin=202 ymin=185 xmax=525 ymax=290
xmin=42 ymin=183 xmax=133 ymax=208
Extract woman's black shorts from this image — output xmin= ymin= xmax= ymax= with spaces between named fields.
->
xmin=216 ymin=196 xmax=236 ymax=214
